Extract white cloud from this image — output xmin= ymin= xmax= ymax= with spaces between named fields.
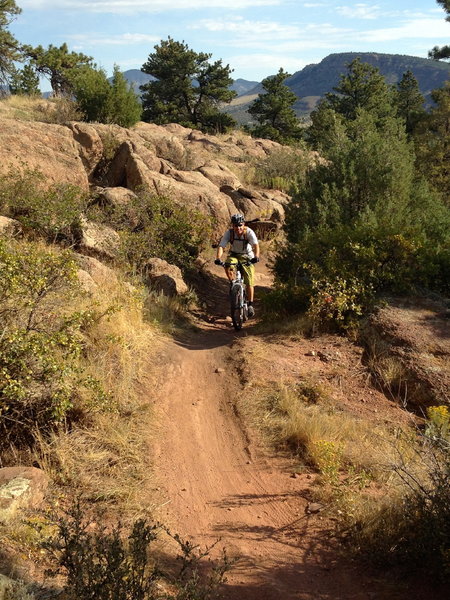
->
xmin=361 ymin=17 xmax=450 ymax=42
xmin=19 ymin=0 xmax=281 ymax=12
xmin=68 ymin=32 xmax=159 ymax=46
xmin=192 ymin=18 xmax=300 ymax=40
xmin=192 ymin=17 xmax=352 ymax=49
xmin=336 ymin=4 xmax=380 ymax=20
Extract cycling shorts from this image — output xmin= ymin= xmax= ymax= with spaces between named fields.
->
xmin=225 ymin=253 xmax=254 ymax=287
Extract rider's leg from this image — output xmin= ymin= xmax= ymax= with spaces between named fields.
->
xmin=225 ymin=266 xmax=235 ymax=282
xmin=246 ymin=285 xmax=254 ymax=302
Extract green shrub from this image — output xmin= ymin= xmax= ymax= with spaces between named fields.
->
xmin=0 ymin=240 xmax=110 ymax=449
xmin=275 ymin=106 xmax=450 ymax=328
xmin=0 ymin=169 xmax=88 ymax=244
xmin=250 ymin=146 xmax=309 ymax=192
xmin=87 ymin=188 xmax=210 ymax=275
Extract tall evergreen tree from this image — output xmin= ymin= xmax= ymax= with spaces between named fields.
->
xmin=394 ymin=70 xmax=425 ymax=135
xmin=108 ymin=65 xmax=142 ymax=128
xmin=414 ymin=81 xmax=450 ymax=200
xmin=247 ymin=68 xmax=302 ymax=143
xmin=324 ymin=58 xmax=395 ymax=121
xmin=0 ymin=0 xmax=21 ymax=87
xmin=9 ymin=63 xmax=40 ymax=96
xmin=140 ymin=37 xmax=236 ymax=132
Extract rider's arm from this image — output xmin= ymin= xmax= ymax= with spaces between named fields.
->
xmin=216 ymin=230 xmax=230 ymax=260
xmin=252 ymin=243 xmax=260 ymax=259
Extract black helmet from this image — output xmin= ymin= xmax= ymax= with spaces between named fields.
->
xmin=231 ymin=213 xmax=245 ymax=226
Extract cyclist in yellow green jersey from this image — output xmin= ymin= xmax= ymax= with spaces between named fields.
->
xmin=215 ymin=214 xmax=260 ymax=318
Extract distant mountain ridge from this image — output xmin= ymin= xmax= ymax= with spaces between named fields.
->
xmin=225 ymin=52 xmax=450 ymax=123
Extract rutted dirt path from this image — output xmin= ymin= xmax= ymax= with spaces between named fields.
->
xmin=153 ymin=326 xmax=354 ymax=600
xmin=151 ymin=264 xmax=445 ymax=600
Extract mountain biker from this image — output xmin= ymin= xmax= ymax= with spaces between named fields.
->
xmin=214 ymin=214 xmax=260 ymax=318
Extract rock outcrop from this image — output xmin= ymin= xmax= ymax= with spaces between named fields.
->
xmin=144 ymin=257 xmax=189 ymax=296
xmin=0 ymin=120 xmax=89 ymax=191
xmin=0 ymin=111 xmax=304 ymax=232
xmin=0 ymin=216 xmax=22 ymax=238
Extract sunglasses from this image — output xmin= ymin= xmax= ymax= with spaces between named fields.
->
xmin=233 ymin=223 xmax=244 ymax=227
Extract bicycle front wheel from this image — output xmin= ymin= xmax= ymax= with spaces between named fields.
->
xmin=230 ymin=286 xmax=244 ymax=331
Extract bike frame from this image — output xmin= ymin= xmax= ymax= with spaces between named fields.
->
xmin=229 ymin=265 xmax=248 ymax=331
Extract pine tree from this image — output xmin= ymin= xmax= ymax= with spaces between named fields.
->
xmin=414 ymin=81 xmax=450 ymax=200
xmin=9 ymin=64 xmax=40 ymax=96
xmin=0 ymin=0 xmax=21 ymax=86
xmin=429 ymin=0 xmax=450 ymax=60
xmin=24 ymin=42 xmax=93 ymax=96
xmin=247 ymin=68 xmax=302 ymax=143
xmin=394 ymin=70 xmax=425 ymax=135
xmin=324 ymin=58 xmax=395 ymax=121
xmin=140 ymin=37 xmax=236 ymax=132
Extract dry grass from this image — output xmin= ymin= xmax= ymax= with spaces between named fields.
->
xmin=241 ymin=381 xmax=419 ymax=481
xmin=31 ymin=272 xmax=164 ymax=516
xmin=0 ymin=95 xmax=82 ymax=123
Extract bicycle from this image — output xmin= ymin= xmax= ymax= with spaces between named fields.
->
xmin=216 ymin=260 xmax=249 ymax=331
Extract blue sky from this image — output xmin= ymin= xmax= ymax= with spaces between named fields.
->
xmin=10 ymin=1 xmax=450 ymax=90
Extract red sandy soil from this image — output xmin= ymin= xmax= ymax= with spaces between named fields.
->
xmin=151 ymin=261 xmax=449 ymax=600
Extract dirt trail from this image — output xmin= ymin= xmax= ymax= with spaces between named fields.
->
xmin=153 ymin=326 xmax=347 ymax=600
xmin=151 ymin=265 xmax=440 ymax=600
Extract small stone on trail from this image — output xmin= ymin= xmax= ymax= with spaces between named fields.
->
xmin=306 ymin=351 xmax=316 ymax=357
xmin=306 ymin=502 xmax=323 ymax=514
xmin=290 ymin=473 xmax=299 ymax=479
xmin=215 ymin=368 xmax=225 ymax=373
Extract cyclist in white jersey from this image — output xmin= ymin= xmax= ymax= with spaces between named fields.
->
xmin=215 ymin=214 xmax=260 ymax=318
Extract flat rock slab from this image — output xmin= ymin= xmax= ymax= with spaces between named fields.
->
xmin=0 ymin=466 xmax=49 ymax=524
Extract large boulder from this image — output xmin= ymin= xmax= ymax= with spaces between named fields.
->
xmin=0 ymin=467 xmax=49 ymax=524
xmin=0 ymin=216 xmax=22 ymax=238
xmin=75 ymin=254 xmax=118 ymax=285
xmin=144 ymin=257 xmax=189 ymax=296
xmin=76 ymin=216 xmax=121 ymax=260
xmin=0 ymin=120 xmax=89 ymax=191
